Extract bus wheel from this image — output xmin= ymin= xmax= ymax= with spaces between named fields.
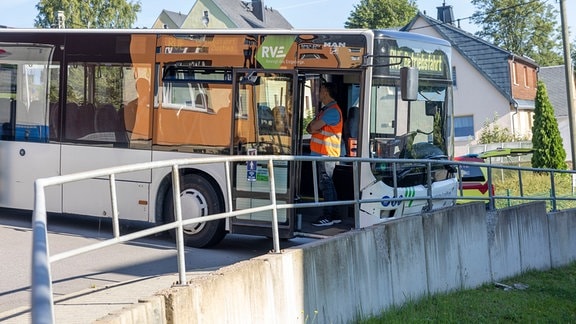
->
xmin=163 ymin=174 xmax=226 ymax=248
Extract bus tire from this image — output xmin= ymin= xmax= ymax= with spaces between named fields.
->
xmin=163 ymin=174 xmax=226 ymax=248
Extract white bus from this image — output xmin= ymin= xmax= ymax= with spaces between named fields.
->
xmin=0 ymin=28 xmax=457 ymax=247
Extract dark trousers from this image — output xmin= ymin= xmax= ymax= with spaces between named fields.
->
xmin=317 ymin=160 xmax=337 ymax=217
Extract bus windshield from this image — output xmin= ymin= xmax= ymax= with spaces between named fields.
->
xmin=368 ymin=31 xmax=453 ymax=188
xmin=370 ymin=82 xmax=449 ymax=159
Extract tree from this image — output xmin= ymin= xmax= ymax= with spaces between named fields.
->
xmin=345 ymin=0 xmax=417 ymax=29
xmin=531 ymin=81 xmax=567 ymax=169
xmin=35 ymin=0 xmax=141 ymax=29
xmin=478 ymin=115 xmax=516 ymax=144
xmin=471 ymin=0 xmax=563 ymax=67
xmin=572 ymin=41 xmax=576 ymax=69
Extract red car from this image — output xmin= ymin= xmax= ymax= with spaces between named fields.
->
xmin=454 ymin=154 xmax=495 ymax=204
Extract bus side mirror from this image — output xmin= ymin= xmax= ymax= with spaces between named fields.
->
xmin=400 ymin=67 xmax=418 ymax=101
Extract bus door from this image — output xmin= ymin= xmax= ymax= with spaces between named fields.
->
xmin=0 ymin=43 xmax=61 ymax=211
xmin=229 ymin=69 xmax=298 ymax=238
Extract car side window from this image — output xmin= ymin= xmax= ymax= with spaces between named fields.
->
xmin=460 ymin=164 xmax=486 ymax=182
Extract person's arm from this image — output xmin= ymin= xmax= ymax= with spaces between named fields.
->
xmin=306 ymin=117 xmax=326 ymax=134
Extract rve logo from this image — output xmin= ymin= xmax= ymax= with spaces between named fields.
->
xmin=381 ymin=195 xmax=403 ymax=207
xmin=260 ymin=46 xmax=286 ymax=58
xmin=256 ymin=35 xmax=296 ymax=69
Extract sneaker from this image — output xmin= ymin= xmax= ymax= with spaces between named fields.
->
xmin=312 ymin=217 xmax=342 ymax=227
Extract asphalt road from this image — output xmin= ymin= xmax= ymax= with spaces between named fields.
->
xmin=0 ymin=210 xmax=315 ymax=316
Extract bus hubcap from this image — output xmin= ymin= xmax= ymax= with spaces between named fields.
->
xmin=179 ymin=188 xmax=208 ymax=235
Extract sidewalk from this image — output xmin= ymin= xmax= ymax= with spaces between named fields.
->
xmin=0 ymin=271 xmax=212 ymax=324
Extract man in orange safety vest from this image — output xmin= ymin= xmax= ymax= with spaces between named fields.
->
xmin=306 ymin=82 xmax=343 ymax=226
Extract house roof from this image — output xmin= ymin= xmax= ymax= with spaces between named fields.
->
xmin=402 ymin=12 xmax=537 ymax=107
xmin=209 ymin=0 xmax=292 ymax=29
xmin=539 ymin=65 xmax=570 ymax=117
xmin=159 ymin=9 xmax=186 ymax=28
xmin=162 ymin=10 xmax=187 ymax=28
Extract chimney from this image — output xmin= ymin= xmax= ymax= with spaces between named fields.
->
xmin=252 ymin=0 xmax=265 ymax=22
xmin=436 ymin=2 xmax=454 ymax=25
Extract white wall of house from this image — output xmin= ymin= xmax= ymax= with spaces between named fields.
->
xmin=182 ymin=1 xmax=231 ymax=28
xmin=558 ymin=117 xmax=573 ymax=162
xmin=451 ymin=54 xmax=511 ymax=156
xmin=513 ymin=109 xmax=533 ymax=139
xmin=409 ymin=18 xmax=513 ymax=157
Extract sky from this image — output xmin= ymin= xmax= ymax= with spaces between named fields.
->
xmin=0 ymin=0 xmax=574 ymax=38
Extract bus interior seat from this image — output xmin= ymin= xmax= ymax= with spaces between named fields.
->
xmin=117 ymin=106 xmax=125 ymax=130
xmin=91 ymin=104 xmax=128 ymax=144
xmin=64 ymin=102 xmax=81 ymax=139
xmin=272 ymin=105 xmax=289 ymax=134
xmin=63 ymin=102 xmax=97 ymax=139
xmin=95 ymin=104 xmax=119 ymax=133
xmin=49 ymin=102 xmax=60 ymax=139
xmin=116 ymin=106 xmax=130 ymax=143
xmin=343 ymin=106 xmax=359 ymax=157
xmin=79 ymin=104 xmax=95 ymax=137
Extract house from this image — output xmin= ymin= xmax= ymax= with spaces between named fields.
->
xmin=152 ymin=0 xmax=292 ymax=29
xmin=153 ymin=10 xmax=187 ymax=29
xmin=402 ymin=5 xmax=538 ymax=156
xmin=539 ymin=65 xmax=576 ymax=161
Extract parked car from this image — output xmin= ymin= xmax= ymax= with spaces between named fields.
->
xmin=454 ymin=154 xmax=495 ymax=205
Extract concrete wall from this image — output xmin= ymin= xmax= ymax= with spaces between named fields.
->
xmin=97 ymin=202 xmax=576 ymax=324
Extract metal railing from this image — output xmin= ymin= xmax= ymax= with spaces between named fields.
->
xmin=482 ymin=162 xmax=576 ymax=211
xmin=30 ymin=155 xmax=576 ymax=323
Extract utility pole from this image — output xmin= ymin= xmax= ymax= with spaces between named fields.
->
xmin=560 ymin=0 xmax=576 ymax=168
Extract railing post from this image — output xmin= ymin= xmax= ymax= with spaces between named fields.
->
xmin=487 ymin=163 xmax=495 ymax=210
xmin=352 ymin=159 xmax=360 ymax=230
xmin=392 ymin=161 xmax=398 ymax=198
xmin=171 ymin=165 xmax=187 ymax=285
xmin=426 ymin=161 xmax=432 ymax=211
xmin=518 ymin=169 xmax=524 ymax=197
xmin=312 ymin=160 xmax=319 ymax=203
xmin=109 ymin=173 xmax=120 ymax=238
xmin=225 ymin=161 xmax=233 ymax=213
xmin=31 ymin=179 xmax=55 ymax=324
xmin=267 ymin=158 xmax=281 ymax=254
xmin=550 ymin=171 xmax=557 ymax=211
xmin=457 ymin=165 xmax=463 ymax=197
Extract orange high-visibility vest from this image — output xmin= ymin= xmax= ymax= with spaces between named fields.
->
xmin=310 ymin=103 xmax=343 ymax=157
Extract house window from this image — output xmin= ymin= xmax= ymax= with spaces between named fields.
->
xmin=452 ymin=66 xmax=457 ymax=87
xmin=512 ymin=62 xmax=518 ymax=85
xmin=454 ymin=115 xmax=474 ymax=138
xmin=524 ymin=66 xmax=528 ymax=87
